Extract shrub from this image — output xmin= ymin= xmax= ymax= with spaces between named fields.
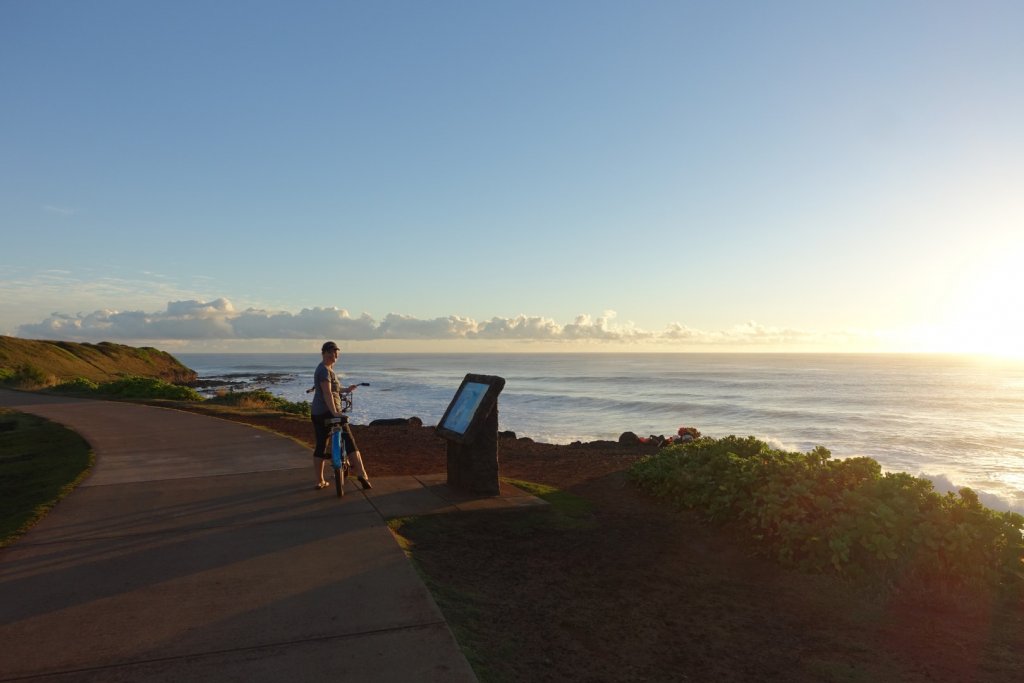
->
xmin=50 ymin=377 xmax=100 ymax=393
xmin=0 ymin=363 xmax=53 ymax=389
xmin=95 ymin=376 xmax=202 ymax=401
xmin=631 ymin=436 xmax=1024 ymax=594
xmin=206 ymin=389 xmax=310 ymax=416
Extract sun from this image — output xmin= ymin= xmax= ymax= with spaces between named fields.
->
xmin=934 ymin=245 xmax=1024 ymax=358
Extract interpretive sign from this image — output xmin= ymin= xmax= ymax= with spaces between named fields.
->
xmin=438 ymin=373 xmax=505 ymax=495
xmin=436 ymin=374 xmax=505 ymax=444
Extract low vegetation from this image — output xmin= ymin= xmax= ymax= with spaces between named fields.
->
xmin=46 ymin=375 xmax=203 ymax=401
xmin=390 ymin=480 xmax=595 ymax=681
xmin=0 ymin=336 xmax=196 ymax=386
xmin=0 ymin=409 xmax=93 ymax=546
xmin=631 ymin=435 xmax=1024 ymax=595
xmin=205 ymin=388 xmax=311 ymax=416
xmin=7 ymin=374 xmax=312 ymax=414
xmin=0 ymin=336 xmax=311 ymax=415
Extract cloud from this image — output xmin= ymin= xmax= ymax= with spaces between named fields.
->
xmin=15 ymin=298 xmax=874 ymax=348
xmin=474 ymin=315 xmax=563 ymax=339
xmin=42 ymin=205 xmax=76 ymax=216
xmin=378 ymin=313 xmax=478 ymax=339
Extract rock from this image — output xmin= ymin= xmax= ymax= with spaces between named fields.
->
xmin=499 ymin=430 xmax=517 ymax=440
xmin=369 ymin=417 xmax=423 ymax=427
xmin=618 ymin=431 xmax=641 ymax=446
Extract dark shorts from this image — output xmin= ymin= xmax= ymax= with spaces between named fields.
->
xmin=311 ymin=414 xmax=357 ymax=459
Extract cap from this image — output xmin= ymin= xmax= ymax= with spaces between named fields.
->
xmin=321 ymin=341 xmax=340 ymax=353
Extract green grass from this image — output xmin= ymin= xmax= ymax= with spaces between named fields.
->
xmin=503 ymin=478 xmax=591 ymax=514
xmin=0 ymin=335 xmax=195 ymax=386
xmin=389 ymin=513 xmax=521 ymax=682
xmin=388 ymin=479 xmax=594 ymax=682
xmin=0 ymin=409 xmax=93 ymax=546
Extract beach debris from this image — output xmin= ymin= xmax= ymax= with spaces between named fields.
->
xmin=674 ymin=426 xmax=701 ymax=443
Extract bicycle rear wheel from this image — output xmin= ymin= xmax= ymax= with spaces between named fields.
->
xmin=334 ymin=466 xmax=343 ymax=497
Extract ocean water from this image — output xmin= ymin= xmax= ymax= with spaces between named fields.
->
xmin=176 ymin=353 xmax=1024 ymax=512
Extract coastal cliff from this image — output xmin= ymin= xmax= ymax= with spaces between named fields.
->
xmin=0 ymin=336 xmax=196 ymax=385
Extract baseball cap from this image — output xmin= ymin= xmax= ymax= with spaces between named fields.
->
xmin=321 ymin=341 xmax=340 ymax=353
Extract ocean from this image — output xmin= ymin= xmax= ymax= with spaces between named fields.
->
xmin=176 ymin=353 xmax=1024 ymax=513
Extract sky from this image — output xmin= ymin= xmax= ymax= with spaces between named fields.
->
xmin=2 ymin=0 xmax=1022 ymax=354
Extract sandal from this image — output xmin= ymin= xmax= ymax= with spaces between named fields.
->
xmin=316 ymin=481 xmax=330 ymax=490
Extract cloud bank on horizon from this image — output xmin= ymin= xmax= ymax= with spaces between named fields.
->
xmin=15 ymin=298 xmax=870 ymax=349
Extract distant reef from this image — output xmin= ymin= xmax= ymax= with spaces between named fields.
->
xmin=0 ymin=336 xmax=197 ymax=385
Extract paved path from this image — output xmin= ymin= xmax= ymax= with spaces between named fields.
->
xmin=0 ymin=390 xmax=479 ymax=682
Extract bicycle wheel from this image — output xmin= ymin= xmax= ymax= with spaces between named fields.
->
xmin=334 ymin=465 xmax=343 ymax=497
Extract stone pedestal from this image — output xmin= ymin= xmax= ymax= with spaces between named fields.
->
xmin=445 ymin=404 xmax=499 ymax=496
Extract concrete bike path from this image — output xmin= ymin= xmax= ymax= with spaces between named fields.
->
xmin=0 ymin=390 xmax=477 ymax=682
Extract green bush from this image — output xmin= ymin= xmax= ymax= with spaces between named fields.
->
xmin=631 ymin=436 xmax=1024 ymax=594
xmin=43 ymin=376 xmax=199 ymax=401
xmin=206 ymin=389 xmax=310 ymax=416
xmin=0 ymin=363 xmax=51 ymax=388
xmin=50 ymin=377 xmax=100 ymax=393
xmin=95 ymin=376 xmax=202 ymax=401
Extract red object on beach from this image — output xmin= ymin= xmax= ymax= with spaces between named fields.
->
xmin=676 ymin=426 xmax=701 ymax=441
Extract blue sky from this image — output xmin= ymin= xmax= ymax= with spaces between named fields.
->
xmin=2 ymin=1 xmax=1022 ymax=353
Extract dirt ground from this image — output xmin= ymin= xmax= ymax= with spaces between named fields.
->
xmin=200 ymin=409 xmax=1024 ymax=682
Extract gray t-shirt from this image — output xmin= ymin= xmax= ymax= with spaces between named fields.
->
xmin=311 ymin=362 xmax=339 ymax=416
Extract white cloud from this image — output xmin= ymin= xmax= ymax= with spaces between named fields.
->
xmin=474 ymin=315 xmax=562 ymax=339
xmin=378 ymin=313 xmax=478 ymax=339
xmin=14 ymin=298 xmax=880 ymax=349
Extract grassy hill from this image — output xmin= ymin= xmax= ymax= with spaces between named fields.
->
xmin=0 ymin=336 xmax=196 ymax=386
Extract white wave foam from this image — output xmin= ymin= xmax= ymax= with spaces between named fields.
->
xmin=762 ymin=436 xmax=799 ymax=452
xmin=920 ymin=473 xmax=1024 ymax=514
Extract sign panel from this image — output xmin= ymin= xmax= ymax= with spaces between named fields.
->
xmin=436 ymin=373 xmax=506 ymax=444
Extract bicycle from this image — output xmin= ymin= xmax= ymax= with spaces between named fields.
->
xmin=324 ymin=382 xmax=369 ymax=497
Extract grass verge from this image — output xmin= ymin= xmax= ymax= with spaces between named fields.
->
xmin=501 ymin=477 xmax=594 ymax=529
xmin=388 ymin=516 xmax=496 ymax=678
xmin=0 ymin=409 xmax=93 ymax=547
xmin=388 ymin=480 xmax=592 ymax=683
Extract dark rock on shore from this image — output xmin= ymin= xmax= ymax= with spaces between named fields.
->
xmin=369 ymin=417 xmax=424 ymax=428
xmin=618 ymin=431 xmax=641 ymax=446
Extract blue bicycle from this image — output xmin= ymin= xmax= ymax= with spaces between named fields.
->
xmin=326 ymin=382 xmax=369 ymax=497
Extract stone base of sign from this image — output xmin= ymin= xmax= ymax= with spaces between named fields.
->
xmin=446 ymin=405 xmax=499 ymax=496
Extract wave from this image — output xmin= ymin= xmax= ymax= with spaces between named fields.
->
xmin=918 ymin=472 xmax=1024 ymax=514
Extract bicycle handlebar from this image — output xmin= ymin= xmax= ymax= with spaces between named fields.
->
xmin=305 ymin=382 xmax=370 ymax=394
